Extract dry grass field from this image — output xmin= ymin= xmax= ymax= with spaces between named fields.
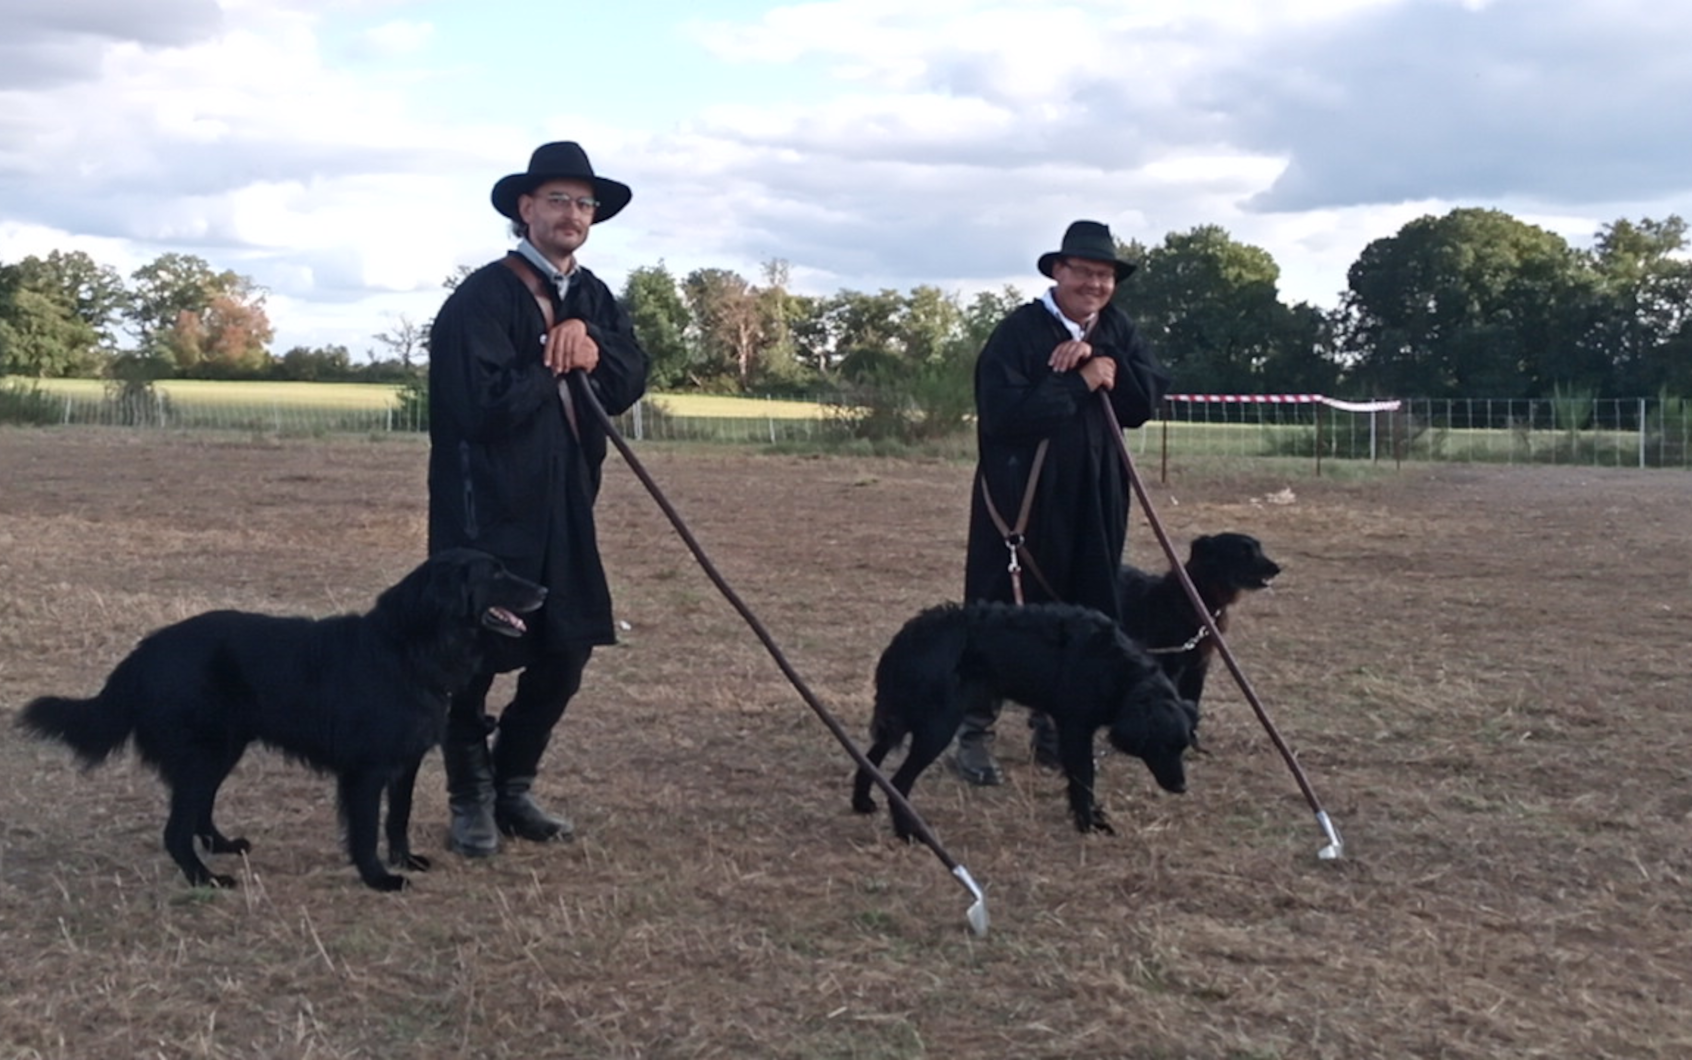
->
xmin=1 ymin=428 xmax=1689 ymax=1059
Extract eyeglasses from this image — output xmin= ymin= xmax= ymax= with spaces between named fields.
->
xmin=539 ymin=193 xmax=600 ymax=212
xmin=1060 ymin=260 xmax=1117 ymax=283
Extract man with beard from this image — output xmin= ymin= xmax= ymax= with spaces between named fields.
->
xmin=427 ymin=141 xmax=650 ymax=857
xmin=953 ymin=220 xmax=1171 ymax=785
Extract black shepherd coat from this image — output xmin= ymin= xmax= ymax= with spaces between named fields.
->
xmin=964 ymin=299 xmax=1169 ymax=621
xmin=427 ymin=253 xmax=648 ymax=666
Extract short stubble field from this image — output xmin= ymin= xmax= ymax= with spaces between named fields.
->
xmin=1 ymin=428 xmax=1688 ymax=1059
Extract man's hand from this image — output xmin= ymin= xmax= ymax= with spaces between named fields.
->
xmin=1049 ymin=339 xmax=1092 ymax=373
xmin=1078 ymin=356 xmax=1116 ymax=391
xmin=544 ymin=318 xmax=599 ymax=375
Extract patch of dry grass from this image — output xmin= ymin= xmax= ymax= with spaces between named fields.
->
xmin=2 ymin=428 xmax=1690 ymax=1058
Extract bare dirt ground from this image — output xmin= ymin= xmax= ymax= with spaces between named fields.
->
xmin=1 ymin=427 xmax=1689 ymax=1060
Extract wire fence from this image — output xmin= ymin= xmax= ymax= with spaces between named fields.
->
xmin=4 ymin=386 xmax=1689 ymax=470
xmin=1154 ymin=395 xmax=1692 ymax=470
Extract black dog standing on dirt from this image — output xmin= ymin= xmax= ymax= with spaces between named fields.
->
xmin=852 ymin=601 xmax=1197 ymax=837
xmin=17 ymin=549 xmax=545 ymax=892
xmin=1118 ymin=532 xmax=1280 ymax=710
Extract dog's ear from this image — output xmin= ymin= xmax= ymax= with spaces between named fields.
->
xmin=1110 ymin=693 xmax=1151 ymax=754
xmin=387 ymin=550 xmax=486 ymax=628
xmin=1151 ymin=692 xmax=1199 ymax=757
xmin=1177 ymin=696 xmax=1199 ymax=733
xmin=1110 ymin=681 xmax=1194 ymax=794
xmin=377 ymin=556 xmax=435 ymax=620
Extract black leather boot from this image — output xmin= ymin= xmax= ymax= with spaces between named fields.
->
xmin=947 ymin=702 xmax=1004 ymax=786
xmin=442 ymin=734 xmax=499 ymax=858
xmin=489 ymin=646 xmax=589 ymax=843
xmin=493 ymin=775 xmax=574 ymax=842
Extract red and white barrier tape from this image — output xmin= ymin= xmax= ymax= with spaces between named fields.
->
xmin=1166 ymin=394 xmax=1401 ymax=413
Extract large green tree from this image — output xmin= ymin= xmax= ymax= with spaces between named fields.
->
xmin=682 ymin=267 xmax=765 ymax=389
xmin=0 ymin=251 xmax=124 ymax=376
xmin=622 ymin=262 xmax=692 ymax=389
xmin=958 ymin=286 xmax=1024 ymax=353
xmin=826 ymin=288 xmax=907 ymax=379
xmin=0 ymin=285 xmax=99 ymax=377
xmin=751 ymin=259 xmax=813 ymax=391
xmin=1341 ymin=208 xmax=1596 ymax=398
xmin=1585 ymin=216 xmax=1692 ymax=396
xmin=1123 ymin=225 xmax=1334 ymax=394
xmin=128 ymin=253 xmax=274 ymax=374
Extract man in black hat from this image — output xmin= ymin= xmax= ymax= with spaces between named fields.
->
xmin=951 ymin=220 xmax=1171 ymax=785
xmin=426 ymin=141 xmax=649 ymax=857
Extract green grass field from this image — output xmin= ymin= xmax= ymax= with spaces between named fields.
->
xmin=9 ymin=377 xmax=828 ymax=419
xmin=6 ymin=377 xmax=1683 ymax=467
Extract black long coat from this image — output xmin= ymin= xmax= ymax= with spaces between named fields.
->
xmin=427 ymin=254 xmax=649 ymax=667
xmin=963 ymin=300 xmax=1170 ymax=621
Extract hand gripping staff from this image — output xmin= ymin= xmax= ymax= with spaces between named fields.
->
xmin=1100 ymin=393 xmax=1344 ymax=861
xmin=572 ymin=375 xmax=991 ymax=936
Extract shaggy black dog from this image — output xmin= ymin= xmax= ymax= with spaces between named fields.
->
xmin=17 ymin=549 xmax=545 ymax=892
xmin=1118 ymin=532 xmax=1280 ymax=710
xmin=852 ymin=601 xmax=1197 ymax=837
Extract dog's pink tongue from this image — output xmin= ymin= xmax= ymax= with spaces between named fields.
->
xmin=491 ymin=608 xmax=526 ymax=633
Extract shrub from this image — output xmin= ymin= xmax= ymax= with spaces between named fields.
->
xmin=394 ymin=374 xmax=428 ymax=432
xmin=0 ymin=379 xmax=61 ymax=425
xmin=102 ymin=378 xmax=172 ymax=427
xmin=1645 ymin=389 xmax=1690 ymax=468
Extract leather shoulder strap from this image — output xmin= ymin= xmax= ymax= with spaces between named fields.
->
xmin=500 ymin=253 xmax=557 ymax=331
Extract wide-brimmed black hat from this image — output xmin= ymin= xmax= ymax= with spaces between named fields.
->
xmin=491 ymin=141 xmax=632 ymax=223
xmin=1036 ymin=220 xmax=1136 ymax=281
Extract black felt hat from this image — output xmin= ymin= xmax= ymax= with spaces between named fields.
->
xmin=490 ymin=141 xmax=632 ymax=223
xmin=1036 ymin=220 xmax=1136 ymax=280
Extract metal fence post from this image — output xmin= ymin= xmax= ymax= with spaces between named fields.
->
xmin=1639 ymin=397 xmax=1647 ymax=469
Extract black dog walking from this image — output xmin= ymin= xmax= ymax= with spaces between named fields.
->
xmin=853 ymin=601 xmax=1197 ymax=838
xmin=17 ymin=549 xmax=545 ymax=892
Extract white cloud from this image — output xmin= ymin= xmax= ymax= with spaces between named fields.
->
xmin=3 ymin=0 xmax=1691 ymax=354
xmin=356 ymin=19 xmax=435 ymax=57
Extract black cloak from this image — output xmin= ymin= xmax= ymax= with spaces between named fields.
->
xmin=427 ymin=254 xmax=649 ymax=666
xmin=963 ymin=299 xmax=1170 ymax=621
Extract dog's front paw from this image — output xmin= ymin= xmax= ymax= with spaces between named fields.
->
xmin=851 ymin=794 xmax=876 ymax=814
xmin=392 ymin=852 xmax=431 ymax=872
xmin=1075 ymin=808 xmax=1115 ymax=835
xmin=362 ymin=872 xmax=410 ymax=893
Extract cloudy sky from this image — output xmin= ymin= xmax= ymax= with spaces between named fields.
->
xmin=3 ymin=0 xmax=1690 ymax=356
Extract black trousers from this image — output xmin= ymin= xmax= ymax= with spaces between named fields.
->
xmin=446 ymin=644 xmax=594 ymax=781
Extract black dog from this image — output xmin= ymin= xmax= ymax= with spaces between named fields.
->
xmin=1118 ymin=532 xmax=1280 ymax=710
xmin=17 ymin=548 xmax=545 ymax=892
xmin=851 ymin=601 xmax=1196 ymax=837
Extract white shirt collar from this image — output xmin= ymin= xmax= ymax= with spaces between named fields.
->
xmin=1040 ymin=287 xmax=1092 ymax=340
xmin=517 ymin=239 xmax=575 ymax=299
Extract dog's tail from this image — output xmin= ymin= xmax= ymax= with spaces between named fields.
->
xmin=17 ymin=691 xmax=135 ymax=769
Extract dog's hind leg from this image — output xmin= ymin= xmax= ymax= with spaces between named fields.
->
xmin=339 ymin=770 xmax=407 ymax=892
xmin=852 ymin=711 xmax=907 ymax=815
xmin=189 ymin=748 xmax=250 ymax=856
xmin=1056 ymin=723 xmax=1113 ymax=835
xmin=162 ymin=771 xmax=237 ymax=888
xmin=384 ymin=755 xmax=430 ymax=872
xmin=884 ymin=715 xmax=955 ymax=842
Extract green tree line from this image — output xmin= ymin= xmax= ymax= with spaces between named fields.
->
xmin=0 ymin=250 xmax=418 ymax=384
xmin=5 ymin=208 xmax=1689 ymax=404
